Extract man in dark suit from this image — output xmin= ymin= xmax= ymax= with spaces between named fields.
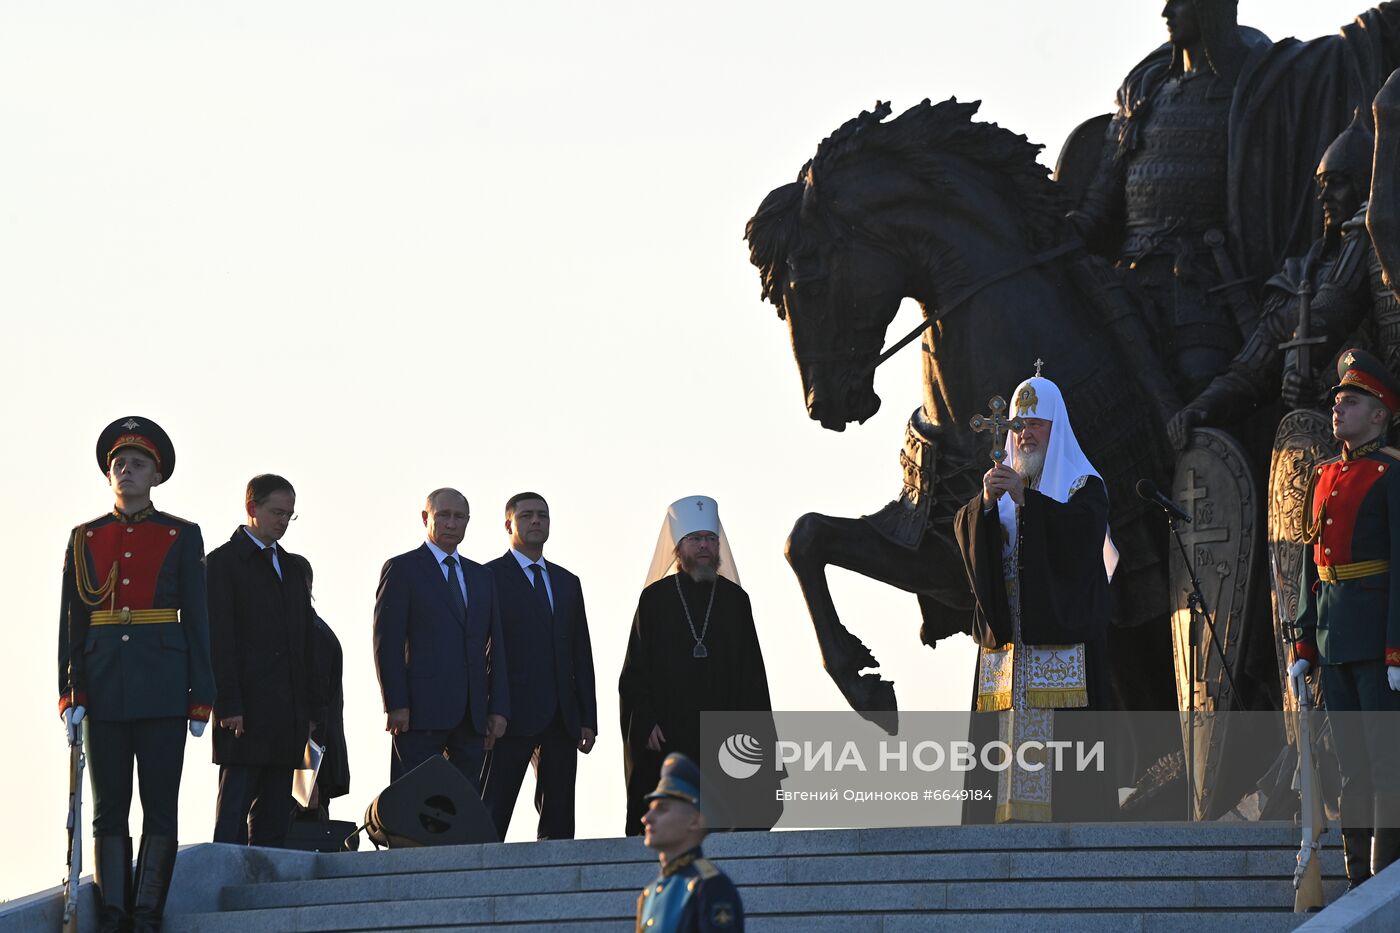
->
xmin=208 ymin=473 xmax=323 ymax=847
xmin=374 ymin=487 xmax=509 ymax=789
xmin=58 ymin=416 xmax=215 ymax=932
xmin=481 ymin=492 xmax=598 ymax=839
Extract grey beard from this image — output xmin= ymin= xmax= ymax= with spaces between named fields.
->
xmin=680 ymin=555 xmax=721 ymax=583
xmin=1017 ymin=449 xmax=1045 ymax=487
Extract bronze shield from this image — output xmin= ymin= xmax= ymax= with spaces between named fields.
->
xmin=1170 ymin=427 xmax=1258 ymax=819
xmin=1267 ymin=409 xmax=1338 ymax=739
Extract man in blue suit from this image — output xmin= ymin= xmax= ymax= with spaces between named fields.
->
xmin=373 ymin=488 xmax=509 ymax=789
xmin=481 ymin=492 xmax=598 ymax=839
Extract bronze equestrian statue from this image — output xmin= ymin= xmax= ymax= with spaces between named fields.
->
xmin=745 ymin=98 xmax=1179 ymax=739
xmin=744 ymin=5 xmax=1400 ymax=806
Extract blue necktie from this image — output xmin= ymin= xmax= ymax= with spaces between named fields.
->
xmin=443 ymin=556 xmax=467 ymax=619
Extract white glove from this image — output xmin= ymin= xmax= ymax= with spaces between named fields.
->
xmin=1389 ymin=666 xmax=1400 ymax=692
xmin=189 ymin=719 xmax=207 ymax=738
xmin=1288 ymin=658 xmax=1311 ymax=697
xmin=62 ymin=705 xmax=86 ymax=745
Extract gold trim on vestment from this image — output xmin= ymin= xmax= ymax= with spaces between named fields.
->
xmin=976 ymin=643 xmax=1014 ymax=712
xmin=995 ymin=800 xmax=1052 ymax=823
xmin=977 ymin=643 xmax=1088 ymax=710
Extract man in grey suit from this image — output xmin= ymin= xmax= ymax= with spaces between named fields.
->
xmin=373 ymin=488 xmax=509 ymax=789
xmin=481 ymin=492 xmax=597 ymax=839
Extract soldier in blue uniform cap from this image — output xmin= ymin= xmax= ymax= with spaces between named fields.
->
xmin=1292 ymin=349 xmax=1400 ymax=888
xmin=635 ymin=753 xmax=744 ymax=932
xmin=58 ymin=416 xmax=216 ymax=932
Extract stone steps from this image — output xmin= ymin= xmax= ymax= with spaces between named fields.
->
xmin=151 ymin=823 xmax=1352 ymax=932
xmin=219 ymin=855 xmax=1347 ymax=911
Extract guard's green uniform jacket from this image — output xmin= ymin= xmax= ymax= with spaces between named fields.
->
xmin=635 ymin=847 xmax=743 ymax=933
xmin=1295 ymin=440 xmax=1400 ymax=669
xmin=58 ymin=505 xmax=216 ymax=722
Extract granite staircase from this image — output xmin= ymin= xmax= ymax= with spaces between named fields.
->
xmin=167 ymin=822 xmax=1353 ymax=932
xmin=10 ymin=822 xmax=1400 ymax=932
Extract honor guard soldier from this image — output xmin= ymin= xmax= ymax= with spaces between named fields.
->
xmin=58 ymin=417 xmax=215 ymax=932
xmin=636 ymin=753 xmax=743 ymax=933
xmin=1292 ymin=350 xmax=1400 ymax=888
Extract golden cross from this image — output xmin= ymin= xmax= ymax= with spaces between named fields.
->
xmin=969 ymin=395 xmax=1024 ymax=464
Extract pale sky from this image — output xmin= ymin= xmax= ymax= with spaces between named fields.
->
xmin=0 ymin=0 xmax=1375 ymax=902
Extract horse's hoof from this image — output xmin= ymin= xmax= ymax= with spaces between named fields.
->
xmin=856 ymin=705 xmax=900 ymax=736
xmin=834 ymin=671 xmax=899 ymax=734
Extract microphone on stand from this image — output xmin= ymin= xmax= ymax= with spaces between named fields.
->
xmin=1136 ymin=479 xmax=1192 ymax=524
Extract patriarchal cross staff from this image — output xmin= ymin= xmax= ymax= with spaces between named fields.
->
xmin=969 ymin=394 xmax=1024 ymax=465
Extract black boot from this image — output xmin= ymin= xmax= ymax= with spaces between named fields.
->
xmin=93 ymin=835 xmax=132 ymax=933
xmin=129 ymin=835 xmax=177 ymax=933
xmin=1373 ymin=792 xmax=1400 ymax=876
xmin=1342 ymin=828 xmax=1374 ymax=890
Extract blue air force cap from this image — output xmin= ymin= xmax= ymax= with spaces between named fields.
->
xmin=644 ymin=753 xmax=702 ymax=807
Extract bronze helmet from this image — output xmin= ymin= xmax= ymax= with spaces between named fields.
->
xmin=1316 ymin=109 xmax=1377 ymax=191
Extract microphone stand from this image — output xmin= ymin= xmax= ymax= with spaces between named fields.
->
xmin=1166 ymin=513 xmax=1241 ymax=821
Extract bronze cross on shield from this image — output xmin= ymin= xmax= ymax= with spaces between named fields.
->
xmin=969 ymin=395 xmax=1024 ymax=464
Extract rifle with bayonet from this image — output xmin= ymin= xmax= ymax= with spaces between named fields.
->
xmin=1291 ymin=663 xmax=1325 ymax=912
xmin=62 ymin=690 xmax=85 ymax=933
xmin=1276 ymin=552 xmax=1325 ymax=912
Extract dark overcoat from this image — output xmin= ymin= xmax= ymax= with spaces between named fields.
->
xmin=207 ymin=527 xmax=322 ymax=767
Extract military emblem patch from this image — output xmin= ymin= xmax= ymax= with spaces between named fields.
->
xmin=710 ymin=902 xmax=736 ymax=927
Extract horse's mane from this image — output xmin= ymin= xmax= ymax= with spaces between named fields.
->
xmin=746 ymin=98 xmax=1067 ymax=315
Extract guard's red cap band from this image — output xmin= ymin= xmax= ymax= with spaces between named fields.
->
xmin=1338 ymin=369 xmax=1400 ymax=413
xmin=106 ymin=434 xmax=163 ymax=470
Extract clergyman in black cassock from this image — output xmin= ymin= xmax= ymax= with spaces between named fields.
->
xmin=953 ymin=373 xmax=1117 ymax=823
xmin=619 ymin=495 xmax=775 ymax=836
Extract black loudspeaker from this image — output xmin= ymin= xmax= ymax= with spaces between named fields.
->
xmin=284 ymin=818 xmax=361 ymax=852
xmin=362 ymin=756 xmax=498 ymax=848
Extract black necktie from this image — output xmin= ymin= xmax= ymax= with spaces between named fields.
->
xmin=264 ymin=544 xmax=281 ymax=580
xmin=529 ymin=563 xmax=553 ymax=615
xmin=444 ymin=556 xmax=467 ymax=618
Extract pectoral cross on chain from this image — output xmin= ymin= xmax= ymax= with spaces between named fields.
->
xmin=969 ymin=395 xmax=1024 ymax=465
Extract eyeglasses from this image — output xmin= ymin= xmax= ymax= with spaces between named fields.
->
xmin=268 ymin=508 xmax=298 ymax=522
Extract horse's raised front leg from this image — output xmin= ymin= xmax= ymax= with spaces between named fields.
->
xmin=785 ymin=511 xmax=971 ymax=731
